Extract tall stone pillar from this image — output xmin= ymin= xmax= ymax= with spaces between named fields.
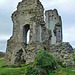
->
xmin=45 ymin=9 xmax=62 ymax=45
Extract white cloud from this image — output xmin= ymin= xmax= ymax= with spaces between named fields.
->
xmin=0 ymin=0 xmax=6 ymax=6
xmin=0 ymin=44 xmax=5 ymax=47
xmin=0 ymin=35 xmax=11 ymax=40
xmin=0 ymin=50 xmax=5 ymax=52
xmin=41 ymin=0 xmax=75 ymax=14
xmin=41 ymin=0 xmax=67 ymax=8
xmin=63 ymin=24 xmax=75 ymax=47
xmin=0 ymin=0 xmax=22 ymax=12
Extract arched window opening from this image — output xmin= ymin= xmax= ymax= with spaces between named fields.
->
xmin=27 ymin=30 xmax=30 ymax=44
xmin=23 ymin=24 xmax=30 ymax=44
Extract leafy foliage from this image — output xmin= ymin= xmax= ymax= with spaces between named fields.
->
xmin=25 ymin=67 xmax=37 ymax=75
xmin=35 ymin=50 xmax=58 ymax=70
xmin=25 ymin=50 xmax=58 ymax=75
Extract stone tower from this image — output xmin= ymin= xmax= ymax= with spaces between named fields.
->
xmin=45 ymin=9 xmax=62 ymax=45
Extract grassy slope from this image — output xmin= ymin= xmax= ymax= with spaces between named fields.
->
xmin=0 ymin=58 xmax=75 ymax=75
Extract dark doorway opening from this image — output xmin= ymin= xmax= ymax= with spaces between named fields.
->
xmin=14 ymin=49 xmax=25 ymax=66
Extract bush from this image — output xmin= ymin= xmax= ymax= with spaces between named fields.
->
xmin=25 ymin=50 xmax=58 ymax=75
xmin=35 ymin=50 xmax=58 ymax=70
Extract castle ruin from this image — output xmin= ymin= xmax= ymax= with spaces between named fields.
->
xmin=4 ymin=0 xmax=74 ymax=66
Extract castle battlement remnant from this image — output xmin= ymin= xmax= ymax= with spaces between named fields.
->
xmin=45 ymin=9 xmax=62 ymax=44
xmin=4 ymin=0 xmax=74 ymax=66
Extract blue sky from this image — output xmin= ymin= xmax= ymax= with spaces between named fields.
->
xmin=0 ymin=0 xmax=75 ymax=52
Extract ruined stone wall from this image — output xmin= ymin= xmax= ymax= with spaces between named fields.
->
xmin=12 ymin=0 xmax=45 ymax=43
xmin=25 ymin=42 xmax=74 ymax=66
xmin=4 ymin=0 xmax=47 ymax=66
xmin=49 ymin=42 xmax=74 ymax=66
xmin=45 ymin=9 xmax=62 ymax=45
xmin=4 ymin=0 xmax=74 ymax=66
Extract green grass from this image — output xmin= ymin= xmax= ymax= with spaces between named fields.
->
xmin=0 ymin=59 xmax=26 ymax=75
xmin=0 ymin=57 xmax=75 ymax=75
xmin=56 ymin=65 xmax=75 ymax=75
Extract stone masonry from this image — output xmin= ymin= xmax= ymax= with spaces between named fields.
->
xmin=4 ymin=0 xmax=74 ymax=66
xmin=45 ymin=9 xmax=62 ymax=44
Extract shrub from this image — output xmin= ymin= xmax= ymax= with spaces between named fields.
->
xmin=25 ymin=50 xmax=58 ymax=75
xmin=35 ymin=50 xmax=58 ymax=70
